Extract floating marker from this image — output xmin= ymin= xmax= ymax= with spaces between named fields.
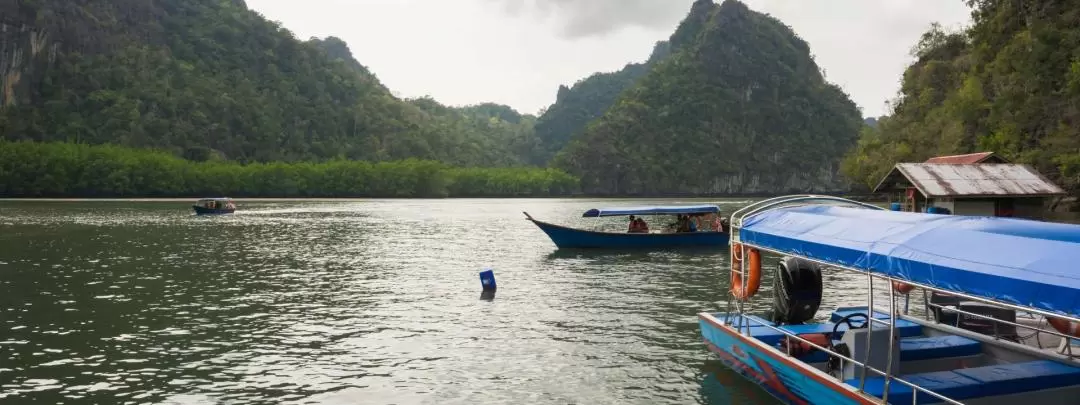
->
xmin=479 ymin=268 xmax=497 ymax=291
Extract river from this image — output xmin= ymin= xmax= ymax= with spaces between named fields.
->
xmin=1 ymin=198 xmax=1071 ymax=404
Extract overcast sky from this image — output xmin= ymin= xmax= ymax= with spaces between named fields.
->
xmin=244 ymin=0 xmax=973 ymax=118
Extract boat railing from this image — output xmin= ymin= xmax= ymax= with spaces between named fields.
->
xmin=921 ymin=296 xmax=1077 ymax=357
xmin=729 ymin=195 xmax=884 ymax=231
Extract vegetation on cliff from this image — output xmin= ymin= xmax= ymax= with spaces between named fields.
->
xmin=0 ymin=0 xmax=536 ymax=166
xmin=0 ymin=141 xmax=578 ymax=198
xmin=531 ymin=41 xmax=671 ymax=164
xmin=552 ymin=0 xmax=862 ymax=195
xmin=842 ymin=0 xmax=1080 ymax=194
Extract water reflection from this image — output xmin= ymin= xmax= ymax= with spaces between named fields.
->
xmin=699 ymin=360 xmax=776 ymax=405
xmin=1 ymin=199 xmax=782 ymax=404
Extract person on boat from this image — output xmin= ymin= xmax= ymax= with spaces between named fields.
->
xmin=628 ymin=215 xmax=638 ymax=232
xmin=676 ymin=215 xmax=690 ymax=233
xmin=635 ymin=218 xmax=650 ymax=233
xmin=688 ymin=215 xmax=698 ymax=232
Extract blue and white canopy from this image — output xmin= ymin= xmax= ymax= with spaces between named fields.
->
xmin=582 ymin=205 xmax=720 ymax=218
xmin=739 ymin=205 xmax=1080 ymax=317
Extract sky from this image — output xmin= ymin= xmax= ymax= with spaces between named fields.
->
xmin=244 ymin=0 xmax=973 ymax=118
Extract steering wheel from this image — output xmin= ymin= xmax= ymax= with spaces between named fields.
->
xmin=824 ymin=312 xmax=870 ymax=375
xmin=832 ymin=312 xmax=870 ymax=338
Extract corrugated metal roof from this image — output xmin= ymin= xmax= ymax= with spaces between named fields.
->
xmin=890 ymin=163 xmax=1064 ymax=198
xmin=924 ymin=152 xmax=1006 ymax=164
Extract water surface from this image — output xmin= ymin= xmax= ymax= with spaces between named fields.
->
xmin=0 ymin=198 xmax=1007 ymax=404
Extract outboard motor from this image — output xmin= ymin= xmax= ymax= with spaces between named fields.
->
xmin=770 ymin=256 xmax=824 ymax=325
xmin=930 ymin=291 xmax=1019 ymax=341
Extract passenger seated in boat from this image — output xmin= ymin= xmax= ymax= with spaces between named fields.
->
xmin=635 ymin=218 xmax=650 ymax=233
xmin=676 ymin=215 xmax=692 ymax=233
xmin=627 ymin=216 xmax=649 ymax=233
xmin=688 ymin=216 xmax=698 ymax=232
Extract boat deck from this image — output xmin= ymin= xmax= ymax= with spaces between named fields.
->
xmin=713 ymin=306 xmax=1080 ymax=404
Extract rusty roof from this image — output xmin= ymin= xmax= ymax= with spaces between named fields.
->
xmin=872 ymin=163 xmax=1065 ymax=198
xmin=924 ymin=152 xmax=1007 ymax=164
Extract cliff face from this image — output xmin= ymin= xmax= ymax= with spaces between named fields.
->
xmin=1 ymin=4 xmax=55 ymax=108
xmin=552 ymin=0 xmax=861 ymax=195
xmin=531 ymin=40 xmax=671 ymax=165
xmin=0 ymin=0 xmax=537 ymax=167
xmin=2 ymin=0 xmax=168 ymax=107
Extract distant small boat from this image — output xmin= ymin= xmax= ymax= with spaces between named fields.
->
xmin=193 ymin=197 xmax=236 ymax=215
xmin=525 ymin=205 xmax=730 ymax=249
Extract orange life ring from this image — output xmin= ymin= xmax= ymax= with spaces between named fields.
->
xmin=730 ymin=242 xmax=762 ymax=300
xmin=892 ymin=281 xmax=915 ymax=294
xmin=1048 ymin=317 xmax=1080 ymax=338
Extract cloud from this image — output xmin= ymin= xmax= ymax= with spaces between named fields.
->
xmin=496 ymin=0 xmax=693 ymax=38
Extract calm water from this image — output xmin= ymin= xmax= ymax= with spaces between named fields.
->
xmin=4 ymin=198 xmax=1043 ymax=404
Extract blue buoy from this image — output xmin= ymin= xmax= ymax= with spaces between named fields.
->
xmin=889 ymin=202 xmax=902 ymax=211
xmin=479 ymin=269 xmax=497 ymax=291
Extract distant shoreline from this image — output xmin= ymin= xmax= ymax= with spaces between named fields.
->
xmin=0 ymin=193 xmax=885 ymax=202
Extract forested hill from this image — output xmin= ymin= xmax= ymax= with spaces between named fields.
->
xmin=842 ymin=0 xmax=1080 ymax=195
xmin=531 ymin=40 xmax=671 ymax=164
xmin=0 ymin=0 xmax=537 ymax=166
xmin=552 ymin=0 xmax=862 ymax=195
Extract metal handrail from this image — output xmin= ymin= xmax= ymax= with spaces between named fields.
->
xmin=717 ymin=314 xmax=963 ymax=405
xmin=730 ymin=195 xmax=884 ymax=230
xmin=925 ymin=301 xmax=1076 ymax=357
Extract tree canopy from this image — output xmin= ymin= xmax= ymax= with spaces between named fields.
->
xmin=531 ymin=40 xmax=671 ymax=164
xmin=842 ymin=0 xmax=1080 ymax=195
xmin=0 ymin=0 xmax=537 ymax=166
xmin=0 ymin=140 xmax=578 ymax=198
xmin=552 ymin=0 xmax=862 ymax=195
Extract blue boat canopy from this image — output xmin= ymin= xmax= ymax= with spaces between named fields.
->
xmin=739 ymin=205 xmax=1080 ymax=317
xmin=582 ymin=205 xmax=720 ymax=218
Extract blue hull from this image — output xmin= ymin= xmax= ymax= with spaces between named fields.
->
xmin=528 ymin=219 xmax=729 ymax=249
xmin=698 ymin=314 xmax=874 ymax=405
xmin=193 ymin=206 xmax=235 ymax=215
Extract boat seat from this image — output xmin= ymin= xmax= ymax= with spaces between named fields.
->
xmin=899 ymin=335 xmax=982 ymax=361
xmin=791 ymin=334 xmax=980 ymax=364
xmin=851 ymin=360 xmax=1080 ymax=404
xmin=746 ymin=319 xmax=923 ymax=346
xmin=831 ymin=306 xmax=893 ymax=323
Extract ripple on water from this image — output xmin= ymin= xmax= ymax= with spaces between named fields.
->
xmin=0 ymin=199 xmax=861 ymax=404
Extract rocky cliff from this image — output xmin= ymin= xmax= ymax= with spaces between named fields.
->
xmin=552 ymin=0 xmax=862 ymax=195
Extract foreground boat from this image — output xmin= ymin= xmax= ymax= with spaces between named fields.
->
xmin=525 ymin=205 xmax=729 ymax=249
xmin=700 ymin=195 xmax=1080 ymax=404
xmin=193 ymin=197 xmax=236 ymax=215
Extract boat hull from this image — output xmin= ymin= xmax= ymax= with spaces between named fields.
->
xmin=192 ymin=205 xmax=236 ymax=215
xmin=698 ymin=314 xmax=874 ymax=405
xmin=529 ymin=219 xmax=728 ymax=249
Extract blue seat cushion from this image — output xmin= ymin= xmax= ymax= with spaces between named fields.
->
xmin=851 ymin=370 xmax=981 ymax=404
xmin=747 ymin=319 xmax=923 ymax=346
xmin=792 ymin=335 xmax=980 ymax=364
xmin=899 ymin=335 xmax=982 ymax=361
xmin=954 ymin=360 xmax=1080 ymax=397
xmin=852 ymin=360 xmax=1080 ymax=404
